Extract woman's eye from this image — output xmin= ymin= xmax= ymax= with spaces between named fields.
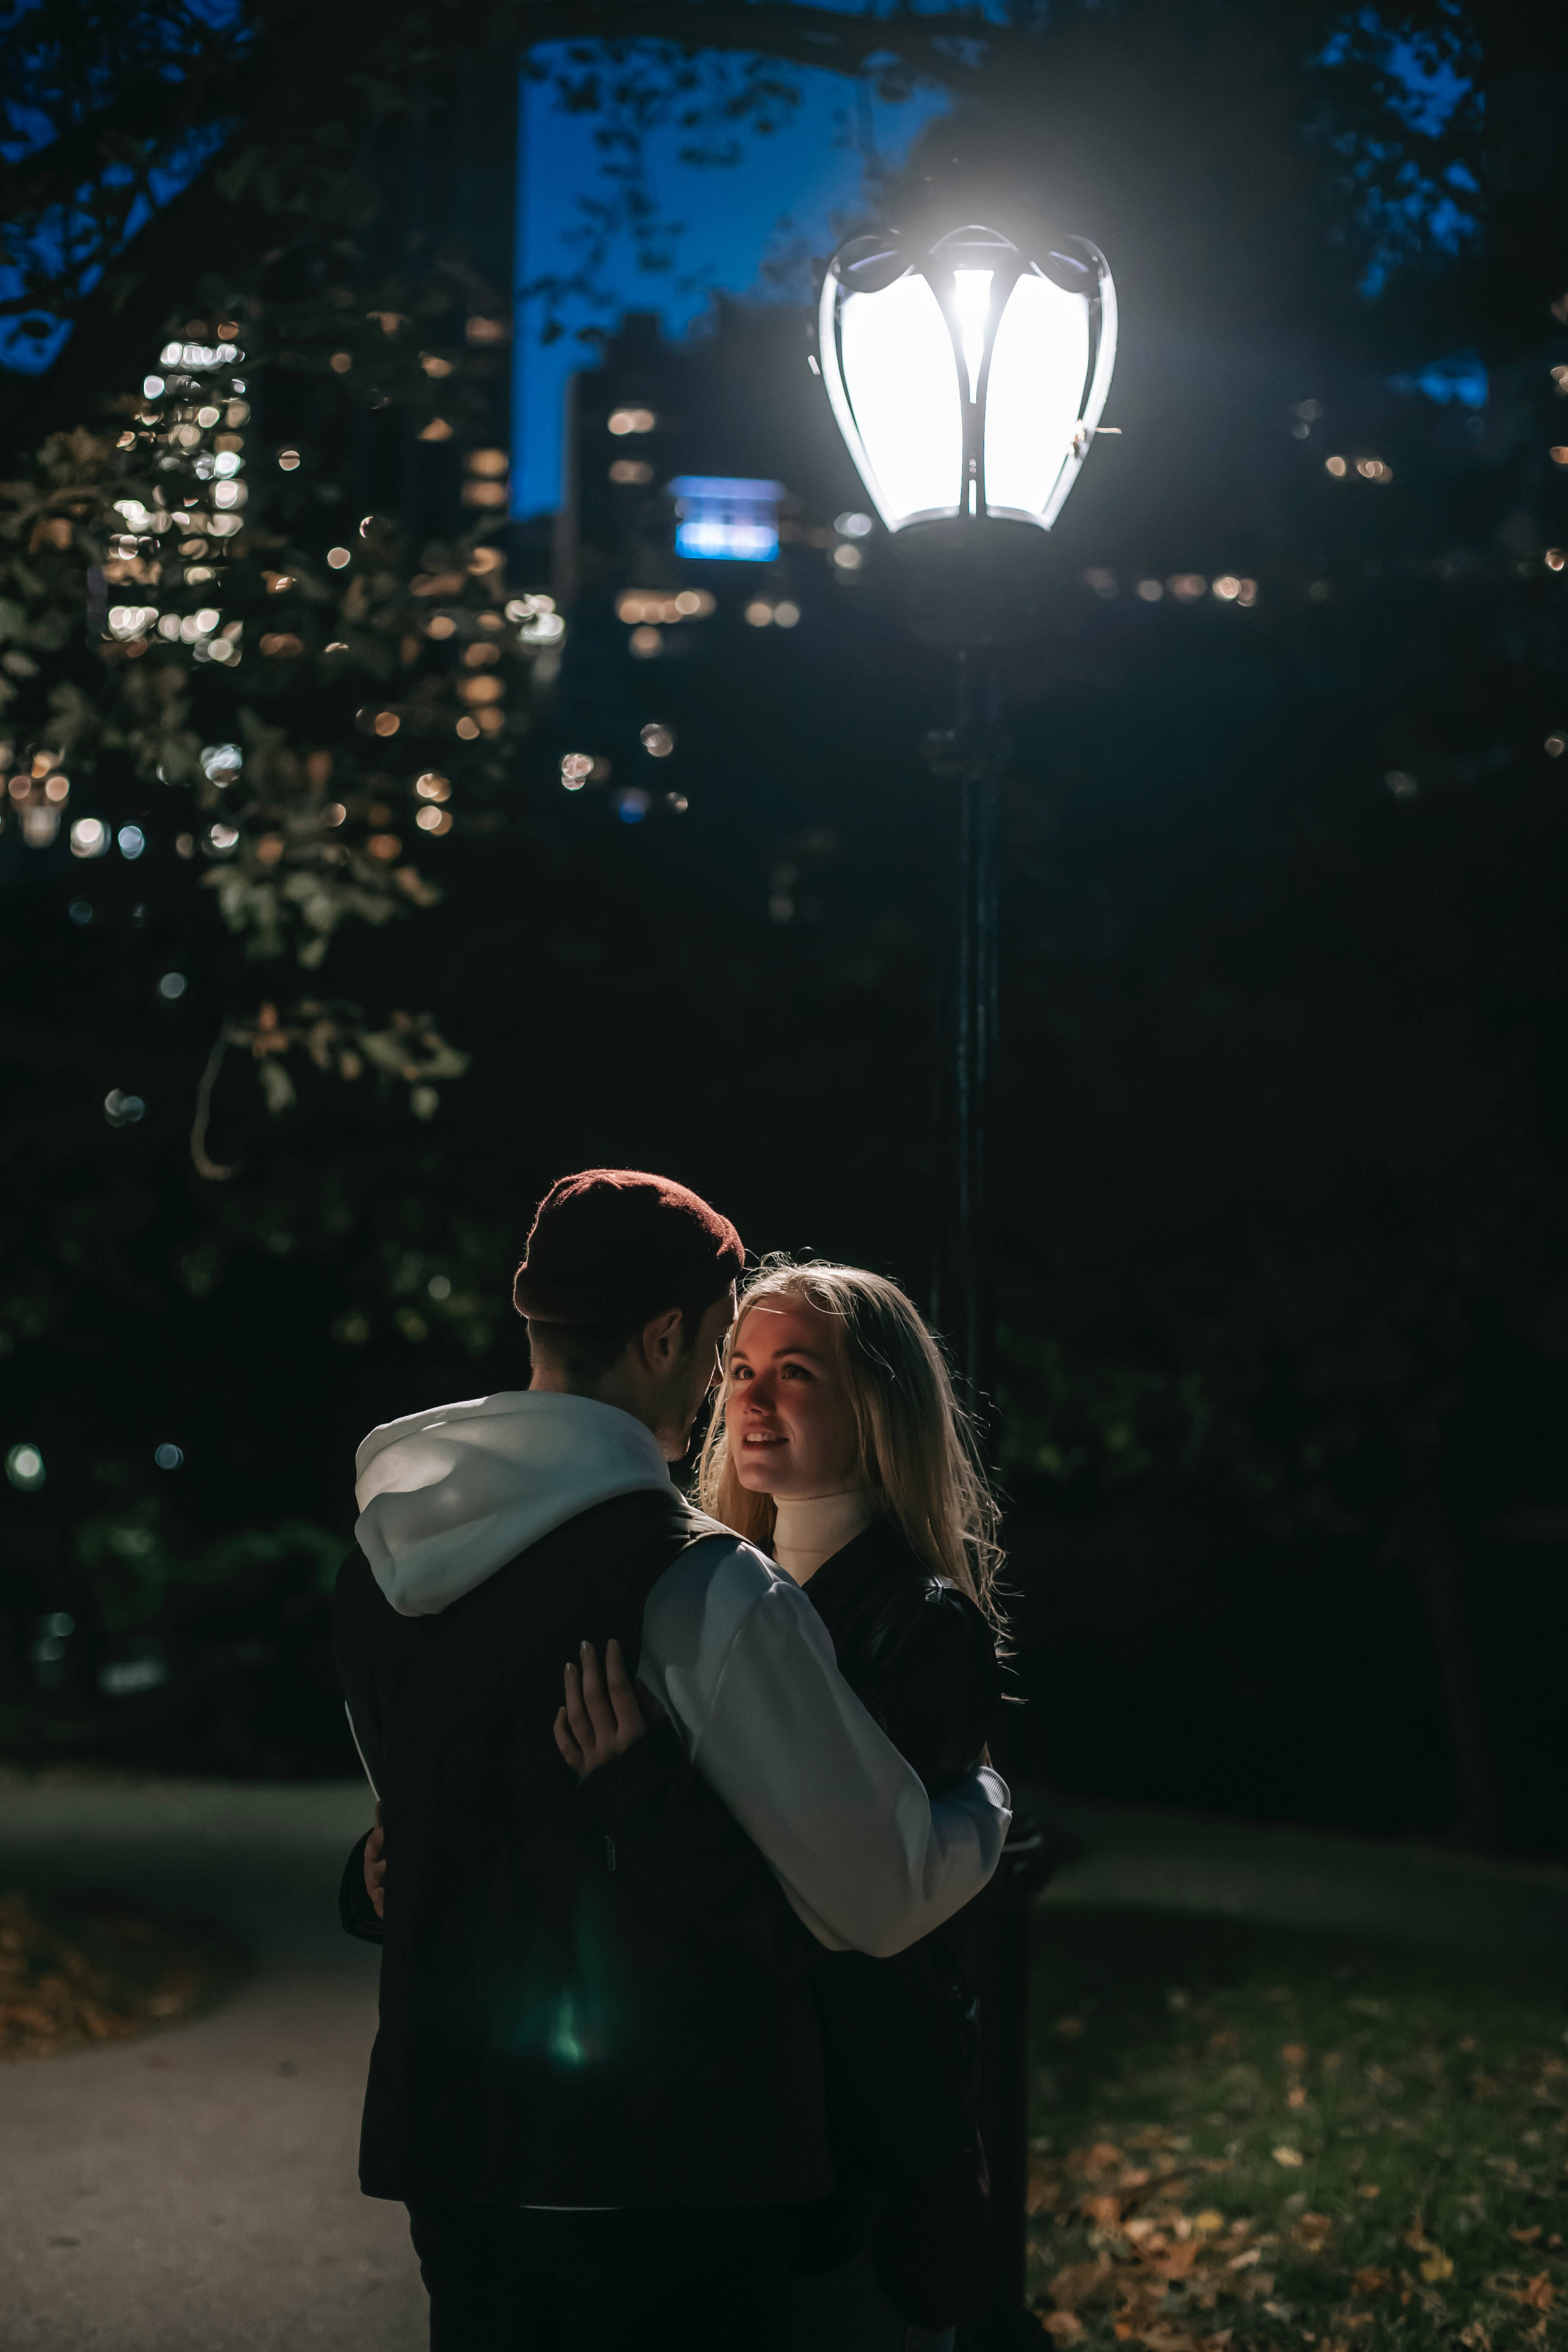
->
xmin=781 ymin=1363 xmax=810 ymax=1379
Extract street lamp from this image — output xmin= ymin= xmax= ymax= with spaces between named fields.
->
xmin=819 ymin=217 xmax=1118 ymax=2345
xmin=819 ymin=219 xmax=1117 ymax=1394
xmin=819 ymin=221 xmax=1117 ymax=542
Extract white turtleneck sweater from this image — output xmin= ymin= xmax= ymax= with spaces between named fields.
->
xmin=771 ymin=1488 xmax=880 ymax=1585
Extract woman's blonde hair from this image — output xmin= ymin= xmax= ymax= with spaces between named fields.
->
xmin=696 ymin=1255 xmax=1005 ymax=1630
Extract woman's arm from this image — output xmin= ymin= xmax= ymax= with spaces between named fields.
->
xmin=871 ymin=1585 xmax=1006 ymax=1796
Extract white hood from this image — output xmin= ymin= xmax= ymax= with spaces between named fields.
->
xmin=354 ymin=1389 xmax=675 ymax=1616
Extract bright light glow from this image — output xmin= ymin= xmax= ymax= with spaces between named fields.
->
xmin=155 ymin=1443 xmax=183 ymax=1469
xmin=774 ymin=601 xmax=800 ymax=628
xmin=616 ymin=590 xmax=715 ymax=624
xmin=984 ymin=272 xmax=1088 ymax=522
xmin=640 ymin=725 xmax=675 ymax=757
xmin=1326 ymin=456 xmax=1348 ymax=476
xmin=6 ymin=1443 xmax=45 ymax=1490
xmin=835 ymin=511 xmax=873 ymax=538
xmin=952 ymin=269 xmax=993 ymax=400
xmin=670 ymin=476 xmax=783 ymax=562
xmin=1136 ymin=580 xmax=1164 ymax=602
xmin=159 ymin=972 xmax=186 ymax=999
xmin=416 ymin=806 xmax=452 ymax=833
xmin=208 ymin=823 xmax=239 ymax=852
xmin=327 ymin=547 xmax=351 ymax=569
xmin=745 ymin=601 xmax=773 ymax=628
xmin=200 ymin=743 xmax=242 ymax=784
xmin=415 ymin=772 xmax=451 ymax=801
xmin=118 ymin=825 xmax=146 ymax=858
xmin=821 ymin=230 xmax=1116 ymax=534
xmin=629 ymin=625 xmax=663 ymax=657
xmin=561 ymin=753 xmax=593 ymax=789
xmin=830 ymin=272 xmax=961 ymax=531
xmin=70 ymin=818 xmax=108 ymax=857
xmin=104 ymin=1089 xmax=145 ymax=1126
xmin=1546 ymin=733 xmax=1566 ymax=758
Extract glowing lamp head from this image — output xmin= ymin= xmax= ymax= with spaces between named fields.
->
xmin=818 ymin=222 xmax=1117 ymax=536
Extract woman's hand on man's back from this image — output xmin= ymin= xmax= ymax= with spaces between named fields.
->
xmin=555 ymin=1638 xmax=663 ymax=1778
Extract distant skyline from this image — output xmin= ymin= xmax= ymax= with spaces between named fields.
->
xmin=511 ymin=48 xmax=949 ymax=517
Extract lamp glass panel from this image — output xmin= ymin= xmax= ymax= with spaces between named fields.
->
xmin=984 ymin=272 xmax=1090 ymax=521
xmin=839 ymin=273 xmax=963 ymax=527
xmin=952 ymin=269 xmax=994 ymax=400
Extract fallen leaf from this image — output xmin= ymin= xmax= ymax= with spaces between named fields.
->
xmin=1287 ymin=2086 xmax=1308 ymax=2109
xmin=1083 ymin=2194 xmax=1126 ymax=2230
xmin=1272 ymin=2146 xmax=1305 ymax=2168
xmin=1028 ymin=2162 xmax=1062 ymax=2216
xmin=1519 ymin=2275 xmax=1555 ymax=2314
xmin=1297 ymin=2214 xmax=1334 ymax=2251
xmin=1082 ymin=2143 xmax=1126 ymax=2175
xmin=1353 ymin=2269 xmax=1392 ymax=2298
xmin=1195 ymin=2210 xmax=1225 ymax=2234
xmin=1281 ymin=2043 xmax=1309 ymax=2066
xmin=1356 ymin=2185 xmax=1381 ymax=2200
xmin=1227 ymin=2249 xmax=1262 ymax=2271
xmin=1457 ymin=2328 xmax=1491 ymax=2352
xmin=1042 ymin=2314 xmax=1084 ymax=2344
xmin=1051 ymin=2262 xmax=1117 ymax=2311
xmin=1420 ymin=2250 xmax=1455 ymax=2284
xmin=1151 ymin=2241 xmax=1200 ymax=2283
xmin=1511 ymin=2228 xmax=1542 ymax=2246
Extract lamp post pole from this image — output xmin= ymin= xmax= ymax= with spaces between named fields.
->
xmin=817 ymin=210 xmax=1116 ymax=2345
xmin=929 ymin=646 xmax=1003 ymax=1412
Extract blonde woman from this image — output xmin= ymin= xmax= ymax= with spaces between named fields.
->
xmin=558 ymin=1259 xmax=1006 ymax=2352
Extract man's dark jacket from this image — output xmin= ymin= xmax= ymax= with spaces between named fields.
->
xmin=334 ymin=1487 xmax=828 ymax=2209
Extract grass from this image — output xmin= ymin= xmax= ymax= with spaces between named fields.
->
xmin=1026 ymin=1909 xmax=1566 ymax=2352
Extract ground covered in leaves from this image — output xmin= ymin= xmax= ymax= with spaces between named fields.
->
xmin=1028 ymin=1910 xmax=1564 ymax=2352
xmin=0 ymin=1888 xmax=244 ymax=2060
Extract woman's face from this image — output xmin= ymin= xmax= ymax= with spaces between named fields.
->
xmin=725 ymin=1298 xmax=863 ymax=1499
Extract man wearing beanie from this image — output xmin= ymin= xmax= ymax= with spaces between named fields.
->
xmin=334 ymin=1170 xmax=1010 ymax=2351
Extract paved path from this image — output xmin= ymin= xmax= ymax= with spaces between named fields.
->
xmin=0 ymin=1778 xmax=422 ymax=2352
xmin=1036 ymin=1794 xmax=1568 ymax=1973
xmin=2 ymin=1777 xmax=1564 ymax=2351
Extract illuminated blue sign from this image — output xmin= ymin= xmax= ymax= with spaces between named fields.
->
xmin=669 ymin=476 xmax=784 ymax=562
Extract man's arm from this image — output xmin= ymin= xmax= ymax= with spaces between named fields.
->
xmin=639 ymin=1542 xmax=1011 ymax=1958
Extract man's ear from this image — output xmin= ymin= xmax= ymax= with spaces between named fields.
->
xmin=637 ymin=1306 xmax=684 ymax=1372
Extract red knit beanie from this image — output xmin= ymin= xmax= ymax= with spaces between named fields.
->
xmin=513 ymin=1169 xmax=745 ymax=1326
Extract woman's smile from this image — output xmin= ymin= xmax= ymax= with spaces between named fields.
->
xmin=724 ymin=1300 xmax=862 ymax=1497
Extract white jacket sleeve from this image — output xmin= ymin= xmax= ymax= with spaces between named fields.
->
xmin=639 ymin=1537 xmax=1011 ymax=1957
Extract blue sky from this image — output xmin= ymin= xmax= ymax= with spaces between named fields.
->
xmin=512 ymin=49 xmax=949 ymax=515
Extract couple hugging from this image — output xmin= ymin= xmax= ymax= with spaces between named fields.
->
xmin=335 ymin=1168 xmax=1014 ymax=2351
